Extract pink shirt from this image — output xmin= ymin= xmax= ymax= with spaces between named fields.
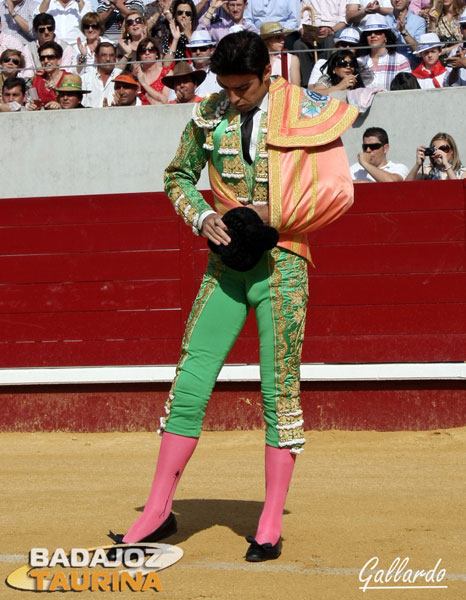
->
xmin=408 ymin=0 xmax=430 ymax=15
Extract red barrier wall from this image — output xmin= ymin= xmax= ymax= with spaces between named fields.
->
xmin=0 ymin=180 xmax=464 ymax=368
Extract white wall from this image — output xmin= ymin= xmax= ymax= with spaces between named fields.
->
xmin=1 ymin=87 xmax=465 ymax=199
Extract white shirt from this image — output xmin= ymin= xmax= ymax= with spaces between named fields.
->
xmin=308 ymin=58 xmax=327 ymax=86
xmin=81 ymin=66 xmax=122 ymax=107
xmin=346 ymin=0 xmax=391 ymax=6
xmin=36 ymin=0 xmax=94 ymax=44
xmin=302 ymin=0 xmax=346 ymax=27
xmin=350 ymin=160 xmax=409 ymax=182
xmin=415 ymin=70 xmax=449 ymax=89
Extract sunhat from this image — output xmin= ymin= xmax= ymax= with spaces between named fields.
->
xmin=161 ymin=61 xmax=207 ymax=89
xmin=413 ymin=32 xmax=444 ymax=54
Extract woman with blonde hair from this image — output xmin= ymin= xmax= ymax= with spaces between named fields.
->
xmin=260 ymin=22 xmax=301 ymax=86
xmin=425 ymin=0 xmax=464 ymax=46
xmin=406 ymin=132 xmax=466 ymax=180
xmin=0 ymin=49 xmax=26 ymax=93
xmin=118 ymin=10 xmax=148 ymax=64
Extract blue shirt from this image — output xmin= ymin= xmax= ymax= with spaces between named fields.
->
xmin=386 ymin=11 xmax=426 ymax=62
xmin=243 ymin=0 xmax=300 ymax=31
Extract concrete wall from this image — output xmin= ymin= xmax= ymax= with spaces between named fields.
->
xmin=1 ymin=87 xmax=465 ymax=199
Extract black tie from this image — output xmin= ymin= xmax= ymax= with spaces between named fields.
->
xmin=241 ymin=108 xmax=258 ymax=165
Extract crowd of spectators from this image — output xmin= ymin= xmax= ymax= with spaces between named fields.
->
xmin=0 ymin=0 xmax=464 ymax=176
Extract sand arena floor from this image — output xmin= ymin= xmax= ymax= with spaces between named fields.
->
xmin=1 ymin=428 xmax=465 ymax=599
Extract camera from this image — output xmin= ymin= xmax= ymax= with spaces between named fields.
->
xmin=424 ymin=145 xmax=436 ymax=157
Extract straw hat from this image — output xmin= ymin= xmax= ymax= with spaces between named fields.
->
xmin=413 ymin=32 xmax=444 ymax=54
xmin=161 ymin=62 xmax=207 ymax=89
xmin=54 ymin=74 xmax=90 ymax=94
xmin=259 ymin=21 xmax=294 ymax=39
xmin=361 ymin=14 xmax=392 ymax=32
xmin=186 ymin=30 xmax=216 ymax=48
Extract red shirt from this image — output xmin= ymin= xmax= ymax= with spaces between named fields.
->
xmin=32 ymin=71 xmax=68 ymax=106
xmin=169 ymin=95 xmax=203 ymax=104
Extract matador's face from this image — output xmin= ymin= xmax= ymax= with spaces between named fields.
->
xmin=216 ymin=64 xmax=271 ymax=113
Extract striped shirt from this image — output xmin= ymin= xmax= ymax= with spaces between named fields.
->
xmin=358 ymin=52 xmax=410 ymax=90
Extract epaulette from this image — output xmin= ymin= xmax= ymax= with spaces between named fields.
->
xmin=192 ymin=90 xmax=230 ymax=130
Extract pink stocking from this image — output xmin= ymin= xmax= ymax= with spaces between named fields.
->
xmin=123 ymin=432 xmax=198 ymax=543
xmin=255 ymin=445 xmax=296 ymax=545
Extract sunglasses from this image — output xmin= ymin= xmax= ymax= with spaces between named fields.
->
xmin=2 ymin=57 xmax=20 ymax=65
xmin=176 ymin=9 xmax=192 ymax=16
xmin=368 ymin=31 xmax=385 ymax=36
xmin=38 ymin=25 xmax=54 ymax=33
xmin=335 ymin=58 xmax=356 ymax=68
xmin=39 ymin=53 xmax=58 ymax=60
xmin=191 ymin=45 xmax=211 ymax=52
xmin=126 ymin=17 xmax=144 ymax=26
xmin=362 ymin=142 xmax=383 ymax=151
xmin=435 ymin=144 xmax=451 ymax=153
xmin=83 ymin=23 xmax=100 ymax=30
xmin=141 ymin=46 xmax=157 ymax=53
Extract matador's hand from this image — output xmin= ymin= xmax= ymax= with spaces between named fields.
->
xmin=201 ymin=213 xmax=231 ymax=245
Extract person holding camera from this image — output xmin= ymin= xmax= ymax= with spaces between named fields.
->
xmin=405 ymin=132 xmax=466 ymax=180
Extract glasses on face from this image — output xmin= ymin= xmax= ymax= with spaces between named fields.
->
xmin=83 ymin=23 xmax=100 ymax=30
xmin=191 ymin=45 xmax=211 ymax=53
xmin=435 ymin=144 xmax=451 ymax=153
xmin=362 ymin=142 xmax=383 ymax=151
xmin=337 ymin=42 xmax=356 ymax=48
xmin=38 ymin=25 xmax=54 ymax=33
xmin=141 ymin=46 xmax=158 ymax=54
xmin=176 ymin=10 xmax=192 ymax=16
xmin=2 ymin=57 xmax=21 ymax=65
xmin=126 ymin=17 xmax=144 ymax=26
xmin=39 ymin=53 xmax=58 ymax=61
xmin=368 ymin=31 xmax=385 ymax=37
xmin=335 ymin=58 xmax=356 ymax=68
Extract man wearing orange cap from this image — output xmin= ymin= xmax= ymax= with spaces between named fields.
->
xmin=111 ymin=73 xmax=142 ymax=106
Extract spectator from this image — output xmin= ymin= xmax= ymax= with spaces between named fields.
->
xmin=117 ymin=10 xmax=148 ymax=63
xmin=444 ymin=7 xmax=466 ymax=85
xmin=0 ymin=0 xmax=38 ymax=44
xmin=258 ymin=21 xmax=300 ymax=85
xmin=81 ymin=40 xmax=122 ymax=106
xmin=74 ymin=13 xmax=108 ymax=73
xmin=46 ymin=72 xmax=90 ymax=107
xmin=425 ymin=0 xmax=463 ymax=47
xmin=0 ymin=74 xmax=31 ymax=110
xmin=312 ymin=48 xmax=365 ymax=93
xmin=409 ymin=0 xmax=430 ymax=16
xmin=96 ymin=0 xmax=143 ymax=41
xmin=386 ymin=0 xmax=426 ymax=61
xmin=36 ymin=0 xmax=94 ymax=45
xmin=307 ymin=27 xmax=362 ymax=87
xmin=293 ymin=1 xmax=346 ymax=86
xmin=185 ymin=30 xmax=220 ymax=95
xmin=0 ymin=48 xmax=26 ymax=92
xmin=28 ymin=13 xmax=74 ymax=70
xmin=161 ymin=0 xmax=199 ymax=59
xmin=389 ymin=69 xmax=421 ymax=86
xmin=133 ymin=37 xmax=172 ymax=104
xmin=346 ymin=0 xmax=393 ymax=26
xmin=162 ymin=60 xmax=205 ymax=102
xmin=32 ymin=40 xmax=69 ymax=107
xmin=358 ymin=14 xmax=411 ymax=89
xmin=198 ymin=0 xmax=258 ymax=43
xmin=0 ymin=16 xmax=29 ymax=53
xmin=243 ymin=0 xmax=299 ymax=32
xmin=406 ymin=132 xmax=466 ymax=180
xmin=412 ymin=32 xmax=448 ymax=86
xmin=351 ymin=126 xmax=409 ymax=182
xmin=144 ymin=0 xmax=172 ymax=41
xmin=110 ymin=71 xmax=141 ymax=104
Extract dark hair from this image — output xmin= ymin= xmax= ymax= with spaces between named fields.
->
xmin=360 ymin=28 xmax=398 ymax=55
xmin=95 ymin=41 xmax=116 ymax=56
xmin=2 ymin=76 xmax=26 ymax=94
xmin=390 ymin=72 xmax=421 ymax=90
xmin=211 ymin=31 xmax=270 ymax=78
xmin=38 ymin=40 xmax=63 ymax=59
xmin=172 ymin=0 xmax=199 ymax=31
xmin=136 ymin=37 xmax=162 ymax=60
xmin=33 ymin=12 xmax=55 ymax=30
xmin=322 ymin=49 xmax=365 ymax=88
xmin=363 ymin=127 xmax=389 ymax=145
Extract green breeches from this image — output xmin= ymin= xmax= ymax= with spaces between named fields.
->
xmin=159 ymin=247 xmax=309 ymax=453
